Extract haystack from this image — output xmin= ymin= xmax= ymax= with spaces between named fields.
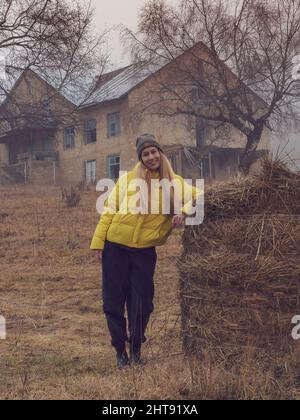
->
xmin=179 ymin=158 xmax=300 ymax=368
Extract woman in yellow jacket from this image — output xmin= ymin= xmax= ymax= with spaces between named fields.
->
xmin=90 ymin=134 xmax=198 ymax=368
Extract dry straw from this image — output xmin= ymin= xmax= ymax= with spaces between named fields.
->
xmin=179 ymin=156 xmax=300 ymax=370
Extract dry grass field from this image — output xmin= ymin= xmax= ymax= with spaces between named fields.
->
xmin=1 ymin=184 xmax=299 ymax=400
xmin=0 ymin=184 xmax=196 ymax=400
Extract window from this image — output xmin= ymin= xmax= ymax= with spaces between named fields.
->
xmin=44 ymin=137 xmax=54 ymax=152
xmin=64 ymin=126 xmax=75 ymax=150
xmin=24 ymin=140 xmax=36 ymax=154
xmin=168 ymin=154 xmax=178 ymax=172
xmin=200 ymin=157 xmax=210 ymax=179
xmin=191 ymin=86 xmax=210 ymax=107
xmin=107 ymin=155 xmax=120 ymax=179
xmin=85 ymin=160 xmax=97 ymax=184
xmin=191 ymin=86 xmax=201 ymax=105
xmin=196 ymin=123 xmax=206 ymax=148
xmin=107 ymin=112 xmax=121 ymax=138
xmin=85 ymin=119 xmax=97 ymax=144
xmin=27 ymin=80 xmax=33 ymax=96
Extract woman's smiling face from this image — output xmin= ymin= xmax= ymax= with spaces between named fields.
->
xmin=141 ymin=146 xmax=161 ymax=171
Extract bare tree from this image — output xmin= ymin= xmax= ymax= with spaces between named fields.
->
xmin=122 ymin=0 xmax=300 ymax=174
xmin=0 ymin=0 xmax=109 ymax=132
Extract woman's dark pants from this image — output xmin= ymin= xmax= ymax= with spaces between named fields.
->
xmin=102 ymin=240 xmax=157 ymax=355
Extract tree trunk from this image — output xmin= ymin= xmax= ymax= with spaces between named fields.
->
xmin=239 ymin=124 xmax=264 ymax=175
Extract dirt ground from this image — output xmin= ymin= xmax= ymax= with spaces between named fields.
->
xmin=0 ymin=184 xmax=193 ymax=400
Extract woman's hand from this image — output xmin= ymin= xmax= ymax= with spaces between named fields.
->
xmin=172 ymin=214 xmax=186 ymax=228
xmin=96 ymin=250 xmax=103 ymax=263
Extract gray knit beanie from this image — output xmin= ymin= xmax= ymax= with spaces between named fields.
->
xmin=136 ymin=134 xmax=164 ymax=160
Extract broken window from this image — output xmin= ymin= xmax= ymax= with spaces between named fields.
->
xmin=64 ymin=126 xmax=75 ymax=150
xmin=107 ymin=155 xmax=120 ymax=179
xmin=85 ymin=160 xmax=97 ymax=184
xmin=107 ymin=112 xmax=121 ymax=138
xmin=85 ymin=119 xmax=97 ymax=144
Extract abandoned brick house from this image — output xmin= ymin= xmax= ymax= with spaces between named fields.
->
xmin=0 ymin=43 xmax=270 ymax=186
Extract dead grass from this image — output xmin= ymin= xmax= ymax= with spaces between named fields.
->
xmin=0 ymin=184 xmax=194 ymax=400
xmin=1 ymin=182 xmax=299 ymax=400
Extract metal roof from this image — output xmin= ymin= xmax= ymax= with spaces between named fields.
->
xmin=79 ymin=61 xmax=162 ymax=108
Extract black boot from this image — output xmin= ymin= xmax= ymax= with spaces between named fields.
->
xmin=116 ymin=349 xmax=129 ymax=369
xmin=129 ymin=350 xmax=142 ymax=365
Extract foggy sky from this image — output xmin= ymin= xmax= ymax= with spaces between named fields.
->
xmin=90 ymin=0 xmax=179 ymax=68
xmin=90 ymin=0 xmax=149 ymax=67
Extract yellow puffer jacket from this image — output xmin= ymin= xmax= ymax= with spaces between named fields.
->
xmin=90 ymin=170 xmax=200 ymax=250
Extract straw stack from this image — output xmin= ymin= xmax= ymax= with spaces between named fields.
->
xmin=179 ymin=157 xmax=300 ymax=366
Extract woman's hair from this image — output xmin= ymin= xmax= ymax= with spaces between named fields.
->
xmin=133 ymin=150 xmax=177 ymax=214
